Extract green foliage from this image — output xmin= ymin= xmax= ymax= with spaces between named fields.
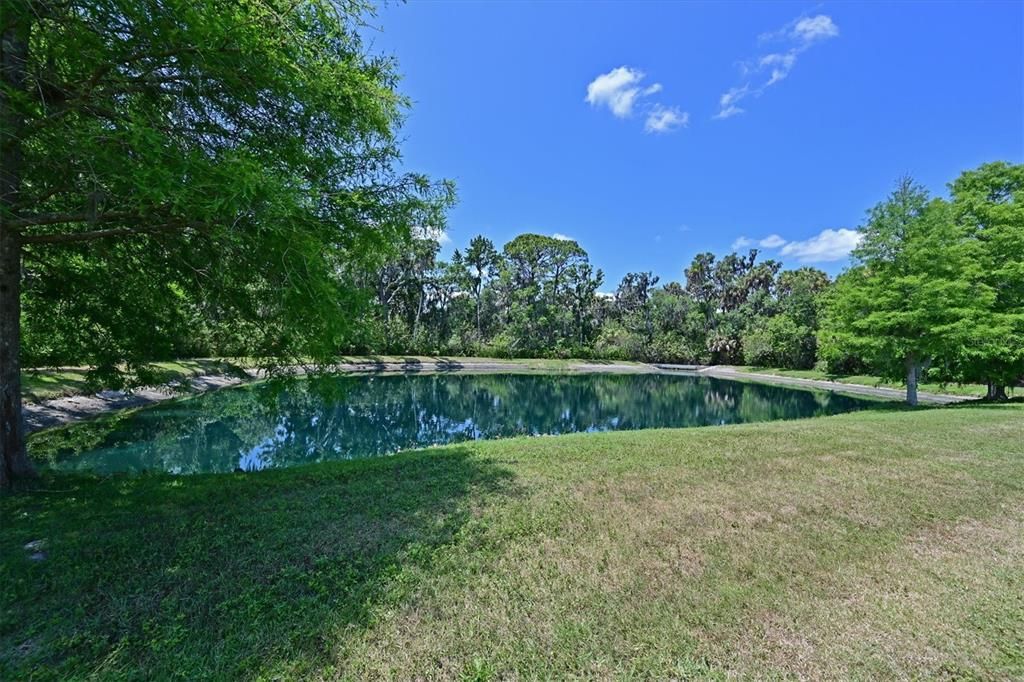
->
xmin=948 ymin=162 xmax=1024 ymax=391
xmin=10 ymin=0 xmax=454 ymax=382
xmin=820 ymin=166 xmax=1024 ymax=399
xmin=742 ymin=314 xmax=815 ymax=369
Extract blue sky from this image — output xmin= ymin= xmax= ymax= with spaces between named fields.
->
xmin=369 ymin=1 xmax=1023 ymax=286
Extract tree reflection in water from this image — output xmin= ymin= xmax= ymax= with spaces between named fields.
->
xmin=34 ymin=373 xmax=873 ymax=474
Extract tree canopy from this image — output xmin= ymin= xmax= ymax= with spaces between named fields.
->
xmin=1 ymin=0 xmax=452 ymax=484
xmin=819 ymin=172 xmax=1020 ymax=404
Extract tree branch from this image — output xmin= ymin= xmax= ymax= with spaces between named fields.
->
xmin=21 ymin=221 xmax=199 ymax=245
xmin=7 ymin=210 xmax=140 ymax=229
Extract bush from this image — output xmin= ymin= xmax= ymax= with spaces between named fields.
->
xmin=741 ymin=315 xmax=816 ymax=369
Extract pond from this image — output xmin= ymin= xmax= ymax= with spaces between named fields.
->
xmin=32 ymin=372 xmax=876 ymax=475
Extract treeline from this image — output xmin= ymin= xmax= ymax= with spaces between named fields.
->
xmin=350 ymin=232 xmax=829 ymax=370
xmin=348 ymin=160 xmax=1024 ymax=404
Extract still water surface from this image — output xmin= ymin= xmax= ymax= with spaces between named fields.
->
xmin=33 ymin=372 xmax=874 ymax=474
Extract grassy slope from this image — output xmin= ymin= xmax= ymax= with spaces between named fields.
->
xmin=2 ymin=404 xmax=1022 ymax=679
xmin=21 ymin=359 xmax=246 ymax=402
xmin=737 ymin=365 xmax=994 ymax=398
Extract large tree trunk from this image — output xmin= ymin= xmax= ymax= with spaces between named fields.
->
xmin=1 ymin=8 xmax=35 ymax=487
xmin=986 ymin=381 xmax=1008 ymax=401
xmin=905 ymin=354 xmax=920 ymax=406
xmin=0 ymin=227 xmax=31 ymax=487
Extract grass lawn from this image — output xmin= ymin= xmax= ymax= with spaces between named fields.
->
xmin=737 ymin=365 xmax=996 ymax=398
xmin=21 ymin=359 xmax=247 ymax=402
xmin=3 ymin=405 xmax=1023 ymax=679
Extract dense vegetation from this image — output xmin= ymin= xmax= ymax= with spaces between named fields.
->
xmin=349 ymin=231 xmax=826 ymax=368
xmin=340 ymin=163 xmax=1022 ymax=406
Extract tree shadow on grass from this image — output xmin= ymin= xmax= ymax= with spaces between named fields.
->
xmin=939 ymin=396 xmax=1024 ymax=409
xmin=0 ymin=447 xmax=518 ymax=679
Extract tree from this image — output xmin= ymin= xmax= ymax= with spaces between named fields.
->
xmin=682 ymin=250 xmax=781 ymax=364
xmin=496 ymin=234 xmax=590 ymax=354
xmin=746 ymin=267 xmax=832 ymax=369
xmin=614 ymin=271 xmax=660 ymax=347
xmin=0 ymin=0 xmax=452 ymax=486
xmin=776 ymin=268 xmax=830 ymax=331
xmin=742 ymin=315 xmax=810 ymax=368
xmin=819 ymin=179 xmax=986 ymax=405
xmin=460 ymin=235 xmax=501 ymax=338
xmin=565 ymin=262 xmax=604 ymax=347
xmin=949 ymin=162 xmax=1024 ymax=399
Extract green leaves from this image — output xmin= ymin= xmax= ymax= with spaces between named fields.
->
xmin=13 ymin=1 xmax=453 ymax=373
xmin=821 ymin=165 xmax=1024 ymax=393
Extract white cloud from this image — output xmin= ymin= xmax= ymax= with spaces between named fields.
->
xmin=585 ymin=66 xmax=652 ymax=118
xmin=552 ymin=232 xmax=573 ymax=241
xmin=645 ymin=105 xmax=689 ymax=133
xmin=793 ymin=15 xmax=839 ymax=43
xmin=731 ymin=229 xmax=859 ymax=262
xmin=586 ymin=66 xmax=686 ymax=133
xmin=758 ymin=234 xmax=787 ymax=249
xmin=412 ymin=225 xmax=451 ymax=245
xmin=780 ymin=228 xmax=862 ymax=263
xmin=713 ymin=85 xmax=749 ymax=119
xmin=731 ymin=234 xmax=788 ymax=251
xmin=714 ymin=105 xmax=744 ymax=120
xmin=719 ymin=85 xmax=748 ymax=108
xmin=715 ymin=14 xmax=838 ymax=119
xmin=760 ymin=52 xmax=797 ymax=86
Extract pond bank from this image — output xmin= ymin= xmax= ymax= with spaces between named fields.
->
xmin=24 ymin=358 xmax=969 ymax=433
xmin=23 ymin=359 xmax=650 ymax=432
xmin=697 ymin=365 xmax=966 ymax=405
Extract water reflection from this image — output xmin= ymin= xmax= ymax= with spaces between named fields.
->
xmin=34 ymin=373 xmax=875 ymax=475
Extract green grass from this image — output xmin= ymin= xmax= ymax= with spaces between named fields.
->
xmin=737 ymin=365 xmax=996 ymax=398
xmin=21 ymin=359 xmax=247 ymax=402
xmin=3 ymin=404 xmax=1023 ymax=679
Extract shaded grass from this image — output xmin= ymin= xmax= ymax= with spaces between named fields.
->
xmin=738 ymin=365 xmax=996 ymax=398
xmin=2 ymin=405 xmax=1023 ymax=679
xmin=22 ymin=359 xmax=247 ymax=402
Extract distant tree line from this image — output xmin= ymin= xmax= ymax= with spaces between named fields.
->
xmin=342 ymin=161 xmax=1024 ymax=406
xmin=345 ymin=231 xmax=831 ymax=373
